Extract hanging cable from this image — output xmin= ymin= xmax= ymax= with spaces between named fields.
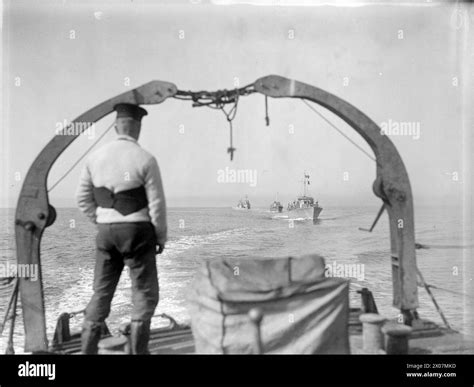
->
xmin=1 ymin=278 xmax=19 ymax=353
xmin=0 ymin=278 xmax=18 ymax=336
xmin=417 ymin=243 xmax=474 ymax=250
xmin=265 ymin=96 xmax=270 ymax=126
xmin=423 ymin=283 xmax=473 ymax=299
xmin=5 ymin=281 xmax=19 ymax=354
xmin=416 ymin=268 xmax=452 ymax=329
xmin=301 ymin=99 xmax=376 ymax=163
xmin=227 ymin=121 xmax=236 ymax=161
xmin=48 ymin=120 xmax=115 ymax=192
xmin=218 ymin=91 xmax=239 ymax=161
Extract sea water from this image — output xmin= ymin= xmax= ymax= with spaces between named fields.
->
xmin=0 ymin=205 xmax=472 ymax=353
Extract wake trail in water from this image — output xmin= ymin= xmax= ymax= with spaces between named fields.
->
xmin=52 ymin=226 xmax=251 ymax=332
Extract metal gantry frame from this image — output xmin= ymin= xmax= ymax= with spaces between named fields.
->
xmin=14 ymin=75 xmax=418 ymax=352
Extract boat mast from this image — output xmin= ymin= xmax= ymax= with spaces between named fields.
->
xmin=303 ymin=172 xmax=310 ymax=197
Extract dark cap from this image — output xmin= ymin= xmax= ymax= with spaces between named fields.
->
xmin=114 ymin=103 xmax=148 ymax=121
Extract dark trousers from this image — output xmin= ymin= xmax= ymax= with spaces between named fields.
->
xmin=85 ymin=222 xmax=159 ymax=323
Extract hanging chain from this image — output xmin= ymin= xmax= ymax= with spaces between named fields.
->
xmin=175 ymin=83 xmax=256 ymax=161
xmin=221 ymin=94 xmax=239 ymax=161
xmin=265 ymin=96 xmax=270 ymax=126
xmin=174 ymin=83 xmax=255 ymax=108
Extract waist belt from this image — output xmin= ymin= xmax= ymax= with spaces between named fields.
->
xmin=93 ymin=186 xmax=148 ymax=216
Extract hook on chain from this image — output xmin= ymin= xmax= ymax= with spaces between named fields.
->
xmin=175 ymin=84 xmax=256 ymax=161
xmin=221 ymin=93 xmax=239 ymax=161
xmin=265 ymin=96 xmax=270 ymax=126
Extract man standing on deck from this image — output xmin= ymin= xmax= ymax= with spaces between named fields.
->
xmin=76 ymin=103 xmax=167 ymax=354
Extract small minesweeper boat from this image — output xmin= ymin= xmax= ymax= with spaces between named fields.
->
xmin=5 ymin=75 xmax=474 ymax=356
xmin=234 ymin=196 xmax=251 ymax=210
xmin=269 ymin=201 xmax=283 ymax=213
xmin=287 ymin=173 xmax=322 ymax=220
xmin=269 ymin=194 xmax=283 ymax=213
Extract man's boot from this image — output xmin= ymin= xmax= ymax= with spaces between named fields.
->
xmin=81 ymin=320 xmax=102 ymax=354
xmin=130 ymin=319 xmax=151 ymax=354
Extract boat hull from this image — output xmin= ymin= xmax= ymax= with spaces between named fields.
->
xmin=287 ymin=206 xmax=322 ymax=220
xmin=270 ymin=207 xmax=283 ymax=213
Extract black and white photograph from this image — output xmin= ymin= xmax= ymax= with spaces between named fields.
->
xmin=0 ymin=0 xmax=473 ymax=385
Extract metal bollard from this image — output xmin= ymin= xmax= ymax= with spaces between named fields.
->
xmin=118 ymin=322 xmax=131 ymax=354
xmin=360 ymin=313 xmax=386 ymax=354
xmin=98 ymin=336 xmax=129 ymax=355
xmin=248 ymin=308 xmax=264 ymax=354
xmin=382 ymin=323 xmax=413 ymax=354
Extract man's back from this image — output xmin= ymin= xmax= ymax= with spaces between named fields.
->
xmin=88 ymin=136 xmax=154 ymax=193
xmin=76 ymin=134 xmax=167 ymax=246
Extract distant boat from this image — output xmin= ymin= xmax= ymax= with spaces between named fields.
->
xmin=287 ymin=173 xmax=323 ymax=220
xmin=270 ymin=193 xmax=283 ymax=213
xmin=235 ymin=196 xmax=251 ymax=210
xmin=270 ymin=201 xmax=283 ymax=213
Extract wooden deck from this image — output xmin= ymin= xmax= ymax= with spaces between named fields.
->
xmin=50 ymin=307 xmax=474 ymax=355
xmin=52 ymin=309 xmax=364 ymax=355
xmin=52 ymin=326 xmax=194 ymax=355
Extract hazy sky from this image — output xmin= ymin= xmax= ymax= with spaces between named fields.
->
xmin=1 ymin=1 xmax=472 ymax=207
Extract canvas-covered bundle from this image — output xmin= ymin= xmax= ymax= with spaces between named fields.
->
xmin=188 ymin=254 xmax=350 ymax=354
